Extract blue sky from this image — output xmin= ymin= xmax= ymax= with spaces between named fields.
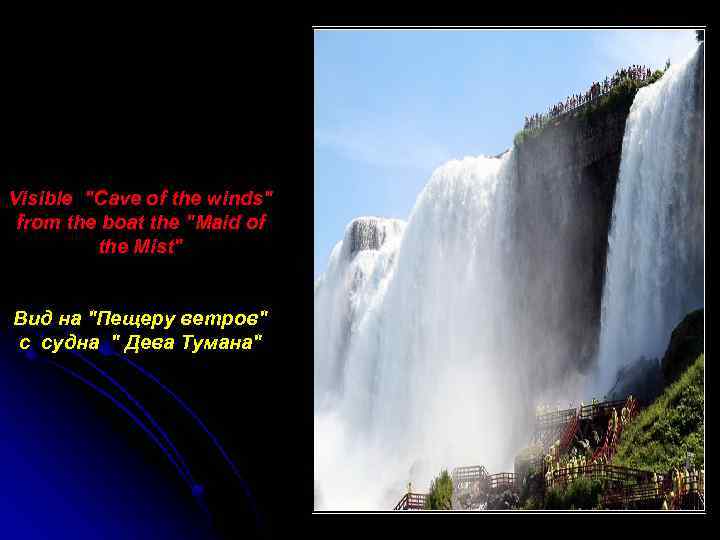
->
xmin=314 ymin=29 xmax=699 ymax=277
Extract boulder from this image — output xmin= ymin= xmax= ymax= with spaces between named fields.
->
xmin=661 ymin=309 xmax=704 ymax=384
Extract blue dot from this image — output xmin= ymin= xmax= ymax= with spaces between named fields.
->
xmin=25 ymin=348 xmax=38 ymax=361
xmin=192 ymin=485 xmax=205 ymax=498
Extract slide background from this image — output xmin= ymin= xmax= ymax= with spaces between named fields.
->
xmin=0 ymin=16 xmax=713 ymax=539
xmin=1 ymin=22 xmax=313 ymax=539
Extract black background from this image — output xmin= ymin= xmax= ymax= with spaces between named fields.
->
xmin=1 ymin=18 xmax=714 ymax=539
xmin=2 ymin=22 xmax=313 ymax=539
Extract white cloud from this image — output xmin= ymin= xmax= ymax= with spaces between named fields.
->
xmin=593 ymin=29 xmax=699 ymax=71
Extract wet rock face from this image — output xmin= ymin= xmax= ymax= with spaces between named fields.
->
xmin=607 ymin=356 xmax=664 ymax=405
xmin=662 ymin=309 xmax=704 ymax=385
xmin=348 ymin=218 xmax=386 ymax=253
xmin=345 ymin=217 xmax=403 ymax=256
xmin=511 ymin=102 xmax=631 ymax=374
xmin=509 ymin=51 xmax=704 ymax=377
xmin=604 ymin=307 xmax=703 ymax=405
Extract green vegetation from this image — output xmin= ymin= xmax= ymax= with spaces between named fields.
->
xmin=543 ymin=477 xmax=604 ymax=510
xmin=578 ymin=71 xmax=663 ymax=121
xmin=613 ymin=354 xmax=704 ymax=472
xmin=513 ymin=124 xmax=537 ymax=147
xmin=515 ymin=351 xmax=704 ymax=510
xmin=424 ymin=469 xmax=453 ymax=510
xmin=513 ymin=69 xmax=666 ymax=147
xmin=518 ymin=470 xmax=544 ymax=510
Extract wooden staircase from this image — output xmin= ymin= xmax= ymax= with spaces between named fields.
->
xmin=393 ymin=492 xmax=428 ymax=511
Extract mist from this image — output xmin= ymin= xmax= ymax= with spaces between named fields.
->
xmin=314 ymin=154 xmax=588 ymax=509
xmin=314 ymin=44 xmax=703 ymax=510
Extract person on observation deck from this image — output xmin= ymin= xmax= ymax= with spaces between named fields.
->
xmin=653 ymin=472 xmax=660 ymax=497
xmin=672 ymin=468 xmax=680 ymax=499
xmin=662 ymin=490 xmax=672 ymax=510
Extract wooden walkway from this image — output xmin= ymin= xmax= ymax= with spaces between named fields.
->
xmin=548 ymin=463 xmax=653 ymax=489
xmin=536 ymin=399 xmax=626 ymax=430
xmin=548 ymin=463 xmax=704 ymax=509
xmin=452 ymin=465 xmax=488 ymax=491
xmin=590 ymin=396 xmax=639 ymax=464
xmin=393 ymin=394 xmax=703 ymax=510
xmin=393 ymin=492 xmax=427 ymax=510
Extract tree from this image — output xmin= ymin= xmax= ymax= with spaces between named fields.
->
xmin=696 ymin=30 xmax=704 ymax=42
xmin=424 ymin=469 xmax=453 ymax=510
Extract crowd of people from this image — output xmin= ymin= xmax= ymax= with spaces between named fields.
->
xmin=545 ymin=446 xmax=596 ymax=488
xmin=543 ymin=399 xmax=635 ymax=489
xmin=524 ymin=64 xmax=655 ymax=131
xmin=540 ymin=395 xmax=705 ymax=509
xmin=658 ymin=466 xmax=704 ymax=510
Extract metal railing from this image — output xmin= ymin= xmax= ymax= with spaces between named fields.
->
xmin=590 ymin=396 xmax=639 ymax=464
xmin=558 ymin=412 xmax=579 ymax=454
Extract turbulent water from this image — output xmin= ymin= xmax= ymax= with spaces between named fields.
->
xmin=595 ymin=46 xmax=704 ymax=393
xmin=315 ymin=46 xmax=703 ymax=510
xmin=314 ymin=216 xmax=406 ymax=412
xmin=314 ymin=155 xmax=583 ymax=510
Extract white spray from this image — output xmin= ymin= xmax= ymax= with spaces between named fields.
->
xmin=314 ymin=154 xmax=578 ymax=509
xmin=315 ymin=46 xmax=703 ymax=511
xmin=595 ymin=46 xmax=704 ymax=393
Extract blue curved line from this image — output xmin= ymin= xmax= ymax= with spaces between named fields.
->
xmin=16 ymin=325 xmax=260 ymax=529
xmin=69 ymin=349 xmax=195 ymax=485
xmin=111 ymin=352 xmax=261 ymax=528
xmin=27 ymin=328 xmax=195 ymax=486
xmin=48 ymin=359 xmax=193 ymax=488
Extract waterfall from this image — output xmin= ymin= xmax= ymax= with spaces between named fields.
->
xmin=595 ymin=46 xmax=704 ymax=393
xmin=314 ymin=154 xmax=581 ymax=509
xmin=314 ymin=216 xmax=406 ymax=411
xmin=315 ymin=45 xmax=703 ymax=511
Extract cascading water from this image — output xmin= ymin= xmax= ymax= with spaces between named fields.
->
xmin=315 ymin=44 xmax=703 ymax=511
xmin=595 ymin=45 xmax=704 ymax=393
xmin=314 ymin=216 xmax=406 ymax=411
xmin=314 ymin=154 xmax=583 ymax=509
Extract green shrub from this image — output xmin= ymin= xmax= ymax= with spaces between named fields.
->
xmin=424 ymin=469 xmax=453 ymax=510
xmin=544 ymin=485 xmax=564 ymax=509
xmin=543 ymin=477 xmax=604 ymax=509
xmin=518 ymin=470 xmax=544 ymax=509
xmin=613 ymin=354 xmax=704 ymax=472
xmin=648 ymin=69 xmax=665 ymax=84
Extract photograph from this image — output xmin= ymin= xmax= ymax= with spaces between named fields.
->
xmin=314 ymin=27 xmax=705 ymax=512
xmin=0 ymin=20 xmax=711 ymax=540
